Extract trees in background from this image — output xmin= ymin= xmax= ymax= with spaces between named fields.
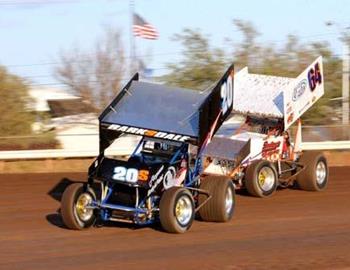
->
xmin=54 ymin=21 xmax=345 ymax=124
xmin=0 ymin=66 xmax=59 ymax=150
xmin=1 ymin=19 xmax=344 ymax=150
xmin=162 ymin=20 xmax=344 ymax=124
xmin=0 ymin=66 xmax=33 ymax=135
xmin=161 ymin=28 xmax=227 ymax=90
xmin=55 ymin=28 xmax=125 ymax=110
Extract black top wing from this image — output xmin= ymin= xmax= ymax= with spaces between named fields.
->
xmin=100 ymin=80 xmax=207 ymax=141
xmin=99 ymin=64 xmax=234 ymax=148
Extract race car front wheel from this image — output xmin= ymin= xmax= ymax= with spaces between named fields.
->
xmin=159 ymin=187 xmax=195 ymax=234
xmin=198 ymin=176 xmax=235 ymax=222
xmin=296 ymin=151 xmax=328 ymax=191
xmin=61 ymin=183 xmax=96 ymax=230
xmin=245 ymin=160 xmax=278 ymax=198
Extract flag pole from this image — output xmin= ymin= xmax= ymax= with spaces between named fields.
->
xmin=130 ymin=0 xmax=136 ymax=75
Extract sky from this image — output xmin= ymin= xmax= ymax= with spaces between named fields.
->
xmin=0 ymin=0 xmax=349 ymax=87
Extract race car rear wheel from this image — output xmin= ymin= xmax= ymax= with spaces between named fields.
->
xmin=159 ymin=187 xmax=195 ymax=233
xmin=245 ymin=160 xmax=278 ymax=198
xmin=198 ymin=176 xmax=235 ymax=222
xmin=296 ymin=151 xmax=328 ymax=191
xmin=61 ymin=183 xmax=96 ymax=230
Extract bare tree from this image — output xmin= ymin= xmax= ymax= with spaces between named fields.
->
xmin=55 ymin=27 xmax=125 ymax=110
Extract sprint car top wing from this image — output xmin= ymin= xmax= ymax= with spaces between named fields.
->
xmin=99 ymin=64 xmax=234 ymax=149
xmin=283 ymin=56 xmax=324 ymax=129
xmin=233 ymin=68 xmax=292 ymax=119
xmin=232 ymin=56 xmax=324 ymax=130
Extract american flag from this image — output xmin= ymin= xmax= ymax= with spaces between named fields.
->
xmin=133 ymin=13 xmax=159 ymax=40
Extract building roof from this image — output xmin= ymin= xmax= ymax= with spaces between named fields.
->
xmin=29 ymin=86 xmax=79 ymax=112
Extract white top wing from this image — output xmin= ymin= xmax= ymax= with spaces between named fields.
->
xmin=232 ymin=56 xmax=324 ymax=130
xmin=233 ymin=67 xmax=294 ymax=118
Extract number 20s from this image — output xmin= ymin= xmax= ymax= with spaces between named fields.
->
xmin=112 ymin=167 xmax=138 ymax=183
xmin=112 ymin=167 xmax=149 ymax=183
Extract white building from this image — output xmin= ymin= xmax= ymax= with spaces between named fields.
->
xmin=29 ymin=86 xmax=98 ymax=150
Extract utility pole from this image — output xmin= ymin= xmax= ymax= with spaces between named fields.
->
xmin=130 ymin=0 xmax=136 ymax=75
xmin=325 ymin=21 xmax=350 ymax=126
xmin=342 ymin=43 xmax=350 ymax=125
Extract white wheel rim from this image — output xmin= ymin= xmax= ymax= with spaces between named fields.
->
xmin=258 ymin=166 xmax=275 ymax=192
xmin=316 ymin=161 xmax=327 ymax=185
xmin=74 ymin=193 xmax=94 ymax=222
xmin=175 ymin=196 xmax=193 ymax=226
xmin=225 ymin=186 xmax=234 ymax=215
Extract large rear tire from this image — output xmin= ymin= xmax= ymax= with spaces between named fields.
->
xmin=244 ymin=160 xmax=278 ymax=198
xmin=159 ymin=187 xmax=195 ymax=234
xmin=198 ymin=176 xmax=235 ymax=222
xmin=61 ymin=183 xmax=96 ymax=230
xmin=296 ymin=151 xmax=328 ymax=191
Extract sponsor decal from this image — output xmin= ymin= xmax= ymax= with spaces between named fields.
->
xmin=147 ymin=166 xmax=183 ymax=195
xmin=163 ymin=166 xmax=186 ymax=189
xmin=292 ymin=79 xmax=307 ymax=101
xmin=262 ymin=141 xmax=281 ymax=160
xmin=287 ymin=113 xmax=294 ymax=124
xmin=106 ymin=124 xmax=190 ymax=142
xmin=162 ymin=166 xmax=177 ymax=190
xmin=147 ymin=166 xmax=165 ymax=195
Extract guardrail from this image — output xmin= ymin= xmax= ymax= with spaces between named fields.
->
xmin=0 ymin=149 xmax=99 ymax=160
xmin=0 ymin=141 xmax=349 ymax=160
xmin=301 ymin=141 xmax=350 ymax=150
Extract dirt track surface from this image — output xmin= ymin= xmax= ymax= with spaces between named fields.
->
xmin=0 ymin=167 xmax=349 ymax=270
